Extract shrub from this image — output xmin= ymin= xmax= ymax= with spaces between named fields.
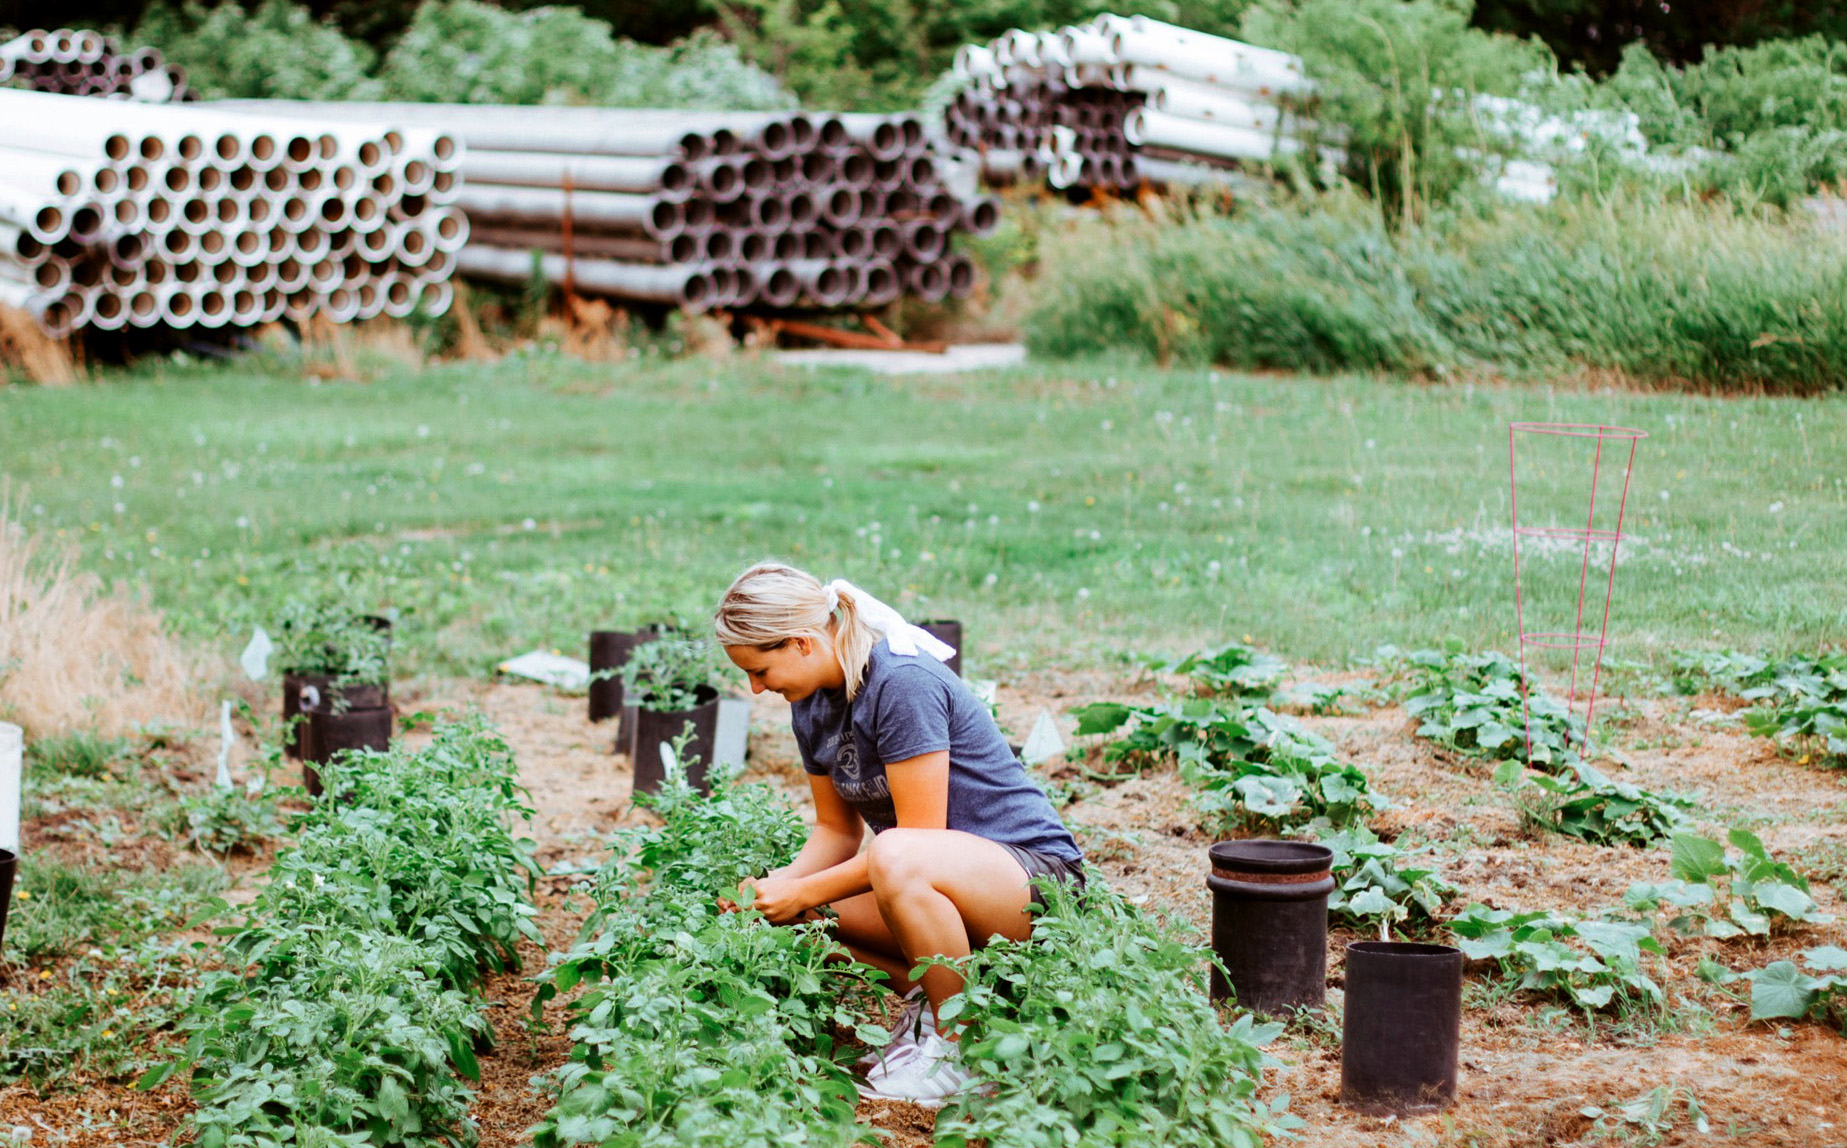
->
xmin=133 ymin=0 xmax=385 ymax=101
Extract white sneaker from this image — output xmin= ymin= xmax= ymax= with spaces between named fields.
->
xmin=853 ymin=988 xmax=935 ymax=1074
xmin=855 ymin=1032 xmax=975 ymax=1108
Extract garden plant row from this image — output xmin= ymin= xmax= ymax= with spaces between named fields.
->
xmin=530 ymin=741 xmax=1299 ymax=1148
xmin=139 ymin=716 xmax=541 ymax=1147
xmin=1071 ymin=641 xmax=1847 ymax=1029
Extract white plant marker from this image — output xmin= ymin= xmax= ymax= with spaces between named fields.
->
xmin=215 ymin=700 xmax=235 ymax=789
xmin=0 ymin=721 xmax=21 ymax=854
xmin=1021 ymin=709 xmax=1065 ymax=766
xmin=240 ymin=625 xmax=274 ymax=681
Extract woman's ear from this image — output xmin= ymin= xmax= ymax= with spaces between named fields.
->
xmin=791 ymin=636 xmax=812 ymax=657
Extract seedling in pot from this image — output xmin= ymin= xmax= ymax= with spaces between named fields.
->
xmin=616 ymin=632 xmax=721 ymax=713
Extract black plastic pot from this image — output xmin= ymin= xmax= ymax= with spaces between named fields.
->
xmin=1206 ymin=840 xmax=1335 ymax=1014
xmin=282 ymin=673 xmax=390 ymax=759
xmin=631 ymin=686 xmax=720 ymax=797
xmin=1340 ymin=941 xmax=1464 ymax=1115
xmin=300 ymin=704 xmax=392 ymax=797
xmin=918 ymin=620 xmax=963 ymax=677
xmin=0 ymin=847 xmax=14 ymax=958
xmin=588 ymin=625 xmax=668 ymax=724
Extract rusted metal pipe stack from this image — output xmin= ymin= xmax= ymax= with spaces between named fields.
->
xmin=1 ymin=28 xmax=191 ymax=102
xmin=942 ymin=14 xmax=1316 ymax=195
xmin=0 ymin=89 xmax=463 ymax=336
xmin=215 ymin=101 xmax=1001 ymax=312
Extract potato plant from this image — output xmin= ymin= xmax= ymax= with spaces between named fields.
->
xmin=142 ymin=718 xmax=538 ymax=1147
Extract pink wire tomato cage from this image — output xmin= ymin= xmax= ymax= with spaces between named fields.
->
xmin=1508 ymin=421 xmax=1648 ymax=759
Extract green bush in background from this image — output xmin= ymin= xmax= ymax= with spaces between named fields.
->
xmin=1024 ymin=190 xmax=1847 ymax=392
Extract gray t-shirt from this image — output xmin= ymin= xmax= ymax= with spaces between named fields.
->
xmin=791 ymin=641 xmax=1081 ymax=862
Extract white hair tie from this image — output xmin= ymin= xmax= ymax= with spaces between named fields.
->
xmin=824 ymin=578 xmax=956 ymax=662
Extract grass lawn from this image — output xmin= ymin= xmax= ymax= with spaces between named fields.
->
xmin=2 ymin=347 xmax=1842 ymax=677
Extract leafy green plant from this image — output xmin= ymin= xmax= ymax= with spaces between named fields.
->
xmin=3 ymin=859 xmax=228 ymax=962
xmin=1743 ymin=945 xmax=1847 ymax=1027
xmin=530 ymin=747 xmax=878 ymax=1148
xmin=616 ymin=634 xmax=721 ymax=713
xmin=1305 ymin=821 xmax=1453 ymax=932
xmin=1580 ymin=1085 xmax=1710 ymax=1145
xmin=1625 ymin=829 xmax=1830 ymax=937
xmin=1138 ymin=640 xmax=1288 ymax=702
xmin=1399 ymin=646 xmax=1584 ymax=769
xmin=1071 ymin=697 xmax=1386 ymax=828
xmin=272 ymin=597 xmax=391 ymax=687
xmin=143 ymin=718 xmax=537 ymax=1148
xmin=1684 ymin=651 xmax=1847 ymax=764
xmin=1450 ymin=902 xmax=1666 ymax=1015
xmin=0 ymin=941 xmax=198 ymax=1091
xmin=24 ymin=731 xmax=129 ymax=780
xmin=133 ymin=0 xmax=385 ymax=100
xmin=1504 ymin=761 xmax=1693 ymax=848
xmin=159 ymin=785 xmax=287 ymax=856
xmin=931 ymin=881 xmax=1302 ymax=1148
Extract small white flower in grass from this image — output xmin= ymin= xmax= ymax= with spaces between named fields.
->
xmin=111 ymin=474 xmax=124 ymax=488
xmin=1027 ymin=500 xmax=1041 ymax=513
xmin=236 ymin=516 xmax=249 ymax=529
xmin=1076 ymin=587 xmax=1090 ymax=600
xmin=345 ymin=435 xmax=357 ymax=446
xmin=983 ymin=572 xmax=998 ymax=587
xmin=1768 ymin=501 xmax=1784 ymax=514
xmin=128 ymin=456 xmax=140 ymax=468
xmin=1100 ymin=419 xmax=1112 ymax=431
xmin=1391 ymin=548 xmax=1404 ymax=559
xmin=988 ymin=515 xmax=1000 ymax=526
xmin=113 ymin=502 xmax=125 ymax=515
xmin=522 ymin=518 xmax=537 ymax=531
xmin=1660 ymin=490 xmax=1670 ymax=501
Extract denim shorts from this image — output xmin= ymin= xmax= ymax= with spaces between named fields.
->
xmin=999 ymin=843 xmax=1087 ymax=907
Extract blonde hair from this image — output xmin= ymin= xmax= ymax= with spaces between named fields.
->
xmin=713 ymin=562 xmax=879 ymax=699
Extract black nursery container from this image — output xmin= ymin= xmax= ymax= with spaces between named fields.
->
xmin=1340 ymin=941 xmax=1464 ymax=1115
xmin=918 ymin=620 xmax=963 ymax=677
xmin=300 ymin=703 xmax=393 ymax=797
xmin=283 ymin=674 xmax=389 ymax=759
xmin=1206 ymin=840 xmax=1335 ymax=1014
xmin=630 ymin=686 xmax=720 ymax=797
xmin=0 ymin=847 xmax=15 ymax=957
xmin=588 ymin=625 xmax=669 ymax=724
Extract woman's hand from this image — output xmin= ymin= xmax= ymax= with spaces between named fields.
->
xmin=736 ymin=874 xmax=815 ymax=924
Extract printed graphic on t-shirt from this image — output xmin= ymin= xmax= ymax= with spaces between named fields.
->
xmin=824 ymin=727 xmax=890 ymax=809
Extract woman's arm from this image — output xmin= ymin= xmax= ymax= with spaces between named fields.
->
xmin=746 ymin=751 xmax=950 ymax=922
xmin=769 ymin=773 xmax=865 ymax=880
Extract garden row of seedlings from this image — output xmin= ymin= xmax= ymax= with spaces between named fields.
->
xmin=941 ymin=13 xmax=1319 ymax=197
xmin=529 ymin=744 xmax=1285 ymax=1148
xmin=215 ymin=100 xmax=1003 ymax=313
xmin=0 ymin=88 xmax=465 ymax=336
xmin=1 ymin=27 xmax=191 ymax=101
xmin=141 ymin=718 xmax=540 ymax=1144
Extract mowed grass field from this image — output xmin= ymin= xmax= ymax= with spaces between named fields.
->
xmin=2 ymin=348 xmax=1843 ymax=676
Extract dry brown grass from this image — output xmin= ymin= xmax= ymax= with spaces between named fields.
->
xmin=0 ymin=500 xmax=210 ymax=738
xmin=0 ymin=304 xmax=79 ymax=385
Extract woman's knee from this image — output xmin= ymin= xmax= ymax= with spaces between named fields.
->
xmin=866 ymin=828 xmax=936 ymax=894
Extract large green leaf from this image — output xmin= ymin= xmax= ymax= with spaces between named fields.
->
xmin=1745 ymin=961 xmax=1819 ymax=1020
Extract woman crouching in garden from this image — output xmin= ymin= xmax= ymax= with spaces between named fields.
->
xmin=713 ymin=561 xmax=1083 ymax=1106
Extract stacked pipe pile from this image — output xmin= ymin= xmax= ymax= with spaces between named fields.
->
xmin=942 ymin=14 xmax=1314 ymax=195
xmin=1 ymin=28 xmax=190 ymax=102
xmin=0 ymin=89 xmax=465 ymax=337
xmin=215 ymin=102 xmax=1002 ymax=313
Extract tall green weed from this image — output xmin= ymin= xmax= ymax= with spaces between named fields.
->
xmin=1025 ymin=192 xmax=1847 ymax=392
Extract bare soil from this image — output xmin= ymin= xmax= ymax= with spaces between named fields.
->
xmin=5 ymin=667 xmax=1846 ymax=1147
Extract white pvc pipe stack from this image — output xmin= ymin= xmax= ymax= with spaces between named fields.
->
xmin=0 ymin=87 xmax=460 ymax=336
xmin=1 ymin=28 xmax=190 ymax=101
xmin=215 ymin=100 xmax=996 ymax=314
xmin=941 ymin=13 xmax=1317 ymax=197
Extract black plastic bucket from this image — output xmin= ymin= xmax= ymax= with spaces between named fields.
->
xmin=1206 ymin=840 xmax=1335 ymax=1013
xmin=588 ymin=626 xmax=666 ymax=724
xmin=0 ymin=847 xmax=14 ymax=957
xmin=283 ymin=674 xmax=389 ymax=759
xmin=631 ymin=686 xmax=720 ymax=797
xmin=918 ymin=620 xmax=963 ymax=677
xmin=301 ymin=704 xmax=392 ymax=797
xmin=1340 ymin=941 xmax=1464 ymax=1115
